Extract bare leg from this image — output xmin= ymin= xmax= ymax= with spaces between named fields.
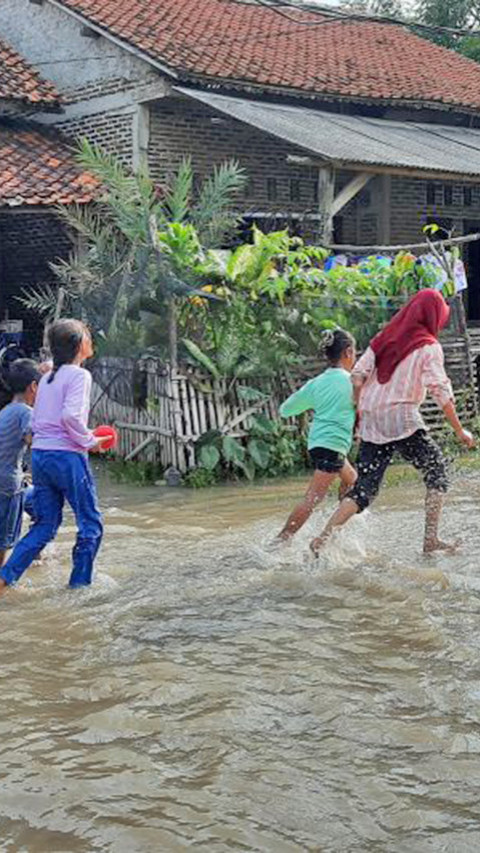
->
xmin=0 ymin=549 xmax=6 ymax=569
xmin=310 ymin=497 xmax=360 ymax=555
xmin=0 ymin=578 xmax=7 ymax=596
xmin=338 ymin=459 xmax=357 ymax=501
xmin=423 ymin=489 xmax=458 ymax=554
xmin=277 ymin=470 xmax=337 ymax=541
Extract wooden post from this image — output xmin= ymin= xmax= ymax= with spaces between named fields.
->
xmin=378 ymin=175 xmax=391 ymax=245
xmin=318 ymin=167 xmax=335 ymax=245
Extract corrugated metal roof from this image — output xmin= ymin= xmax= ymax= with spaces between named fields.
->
xmin=176 ymin=87 xmax=480 ymax=179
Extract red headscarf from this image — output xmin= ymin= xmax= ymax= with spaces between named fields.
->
xmin=370 ymin=289 xmax=450 ymax=384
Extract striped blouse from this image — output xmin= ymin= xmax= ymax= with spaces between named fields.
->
xmin=354 ymin=343 xmax=453 ymax=445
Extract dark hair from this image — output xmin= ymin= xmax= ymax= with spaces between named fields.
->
xmin=46 ymin=319 xmax=86 ymax=384
xmin=0 ymin=359 xmax=41 ymax=407
xmin=321 ymin=328 xmax=355 ymax=364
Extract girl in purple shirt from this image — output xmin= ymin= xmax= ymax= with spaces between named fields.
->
xmin=0 ymin=319 xmax=109 ymax=595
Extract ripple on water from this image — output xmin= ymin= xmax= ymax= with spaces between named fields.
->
xmin=3 ymin=475 xmax=480 ymax=851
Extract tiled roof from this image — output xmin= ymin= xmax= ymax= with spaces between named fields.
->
xmin=55 ymin=0 xmax=480 ymax=111
xmin=0 ymin=38 xmax=59 ymax=106
xmin=0 ymin=125 xmax=97 ymax=206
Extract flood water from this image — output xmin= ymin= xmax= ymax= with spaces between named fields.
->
xmin=3 ymin=471 xmax=480 ymax=852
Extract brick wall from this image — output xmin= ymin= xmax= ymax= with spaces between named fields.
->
xmin=56 ymin=111 xmax=134 ymax=166
xmin=0 ymin=211 xmax=71 ymax=342
xmin=63 ymin=75 xmax=154 ymax=106
xmin=148 ymin=97 xmax=361 ymax=241
xmin=390 ymin=177 xmax=480 ymax=244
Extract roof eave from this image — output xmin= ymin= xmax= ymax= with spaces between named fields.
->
xmin=175 ymin=72 xmax=480 ymax=118
xmin=46 ymin=0 xmax=480 ymax=118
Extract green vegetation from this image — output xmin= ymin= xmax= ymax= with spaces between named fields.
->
xmin=20 ymin=146 xmax=468 ymax=486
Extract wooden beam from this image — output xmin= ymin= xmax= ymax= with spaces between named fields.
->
xmin=286 ymin=153 xmax=480 ymax=184
xmin=342 ymin=162 xmax=480 ymax=184
xmin=378 ymin=174 xmax=391 ymax=244
xmin=331 ymin=172 xmax=371 ymax=217
xmin=318 ymin=166 xmax=335 ymax=245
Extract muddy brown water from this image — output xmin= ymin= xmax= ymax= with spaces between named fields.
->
xmin=2 ymin=472 xmax=480 ymax=852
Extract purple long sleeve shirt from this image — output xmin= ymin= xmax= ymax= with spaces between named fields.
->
xmin=32 ymin=364 xmax=97 ymax=453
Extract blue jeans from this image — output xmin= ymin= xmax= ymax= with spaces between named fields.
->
xmin=0 ymin=451 xmax=103 ymax=588
xmin=0 ymin=486 xmax=36 ymax=550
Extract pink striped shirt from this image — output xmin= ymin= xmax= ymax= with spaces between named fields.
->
xmin=354 ymin=343 xmax=453 ymax=445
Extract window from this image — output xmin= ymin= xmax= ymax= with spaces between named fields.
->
xmin=267 ymin=177 xmax=278 ymax=201
xmin=426 ymin=183 xmax=436 ymax=205
xmin=312 ymin=180 xmax=319 ymax=204
xmin=464 ymin=186 xmax=473 ymax=206
xmin=290 ymin=179 xmax=301 ymax=202
xmin=444 ymin=185 xmax=453 ymax=206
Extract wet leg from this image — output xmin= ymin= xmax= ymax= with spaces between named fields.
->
xmin=310 ymin=497 xmax=360 ymax=554
xmin=423 ymin=489 xmax=458 ymax=554
xmin=338 ymin=459 xmax=357 ymax=501
xmin=276 ymin=470 xmax=337 ymax=541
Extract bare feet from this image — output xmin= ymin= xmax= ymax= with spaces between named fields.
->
xmin=266 ymin=536 xmax=291 ymax=552
xmin=310 ymin=536 xmax=327 ymax=556
xmin=423 ymin=539 xmax=460 ymax=555
xmin=0 ymin=579 xmax=8 ymax=597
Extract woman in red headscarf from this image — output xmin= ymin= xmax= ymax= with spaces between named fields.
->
xmin=311 ymin=289 xmax=475 ymax=555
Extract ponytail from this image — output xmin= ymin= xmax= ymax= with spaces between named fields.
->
xmin=45 ymin=319 xmax=85 ymax=383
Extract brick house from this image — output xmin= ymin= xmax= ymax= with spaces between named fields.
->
xmin=0 ymin=36 xmax=96 ymax=345
xmin=4 ymin=0 xmax=480 ymax=320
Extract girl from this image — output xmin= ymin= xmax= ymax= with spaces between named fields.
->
xmin=310 ymin=289 xmax=475 ymax=555
xmin=274 ymin=329 xmax=357 ymax=543
xmin=0 ymin=319 xmax=109 ymax=594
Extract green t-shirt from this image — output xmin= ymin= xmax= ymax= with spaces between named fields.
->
xmin=279 ymin=368 xmax=355 ymax=455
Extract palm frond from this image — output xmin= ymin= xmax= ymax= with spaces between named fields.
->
xmin=161 ymin=158 xmax=193 ymax=224
xmin=192 ymin=160 xmax=246 ymax=248
xmin=16 ymin=283 xmax=70 ymax=319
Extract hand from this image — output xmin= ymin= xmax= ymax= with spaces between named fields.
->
xmin=456 ymin=428 xmax=476 ymax=449
xmin=90 ymin=437 xmax=111 ymax=453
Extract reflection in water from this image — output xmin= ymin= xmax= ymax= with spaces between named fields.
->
xmin=2 ymin=472 xmax=480 ymax=851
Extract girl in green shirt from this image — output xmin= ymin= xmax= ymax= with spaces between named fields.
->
xmin=275 ymin=329 xmax=357 ymax=543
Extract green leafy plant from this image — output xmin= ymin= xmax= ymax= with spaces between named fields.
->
xmin=192 ymin=414 xmax=306 ymax=483
xmin=19 ymin=144 xmax=246 ymax=360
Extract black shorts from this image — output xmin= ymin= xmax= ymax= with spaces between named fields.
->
xmin=309 ymin=446 xmax=346 ymax=473
xmin=348 ymin=430 xmax=449 ymax=512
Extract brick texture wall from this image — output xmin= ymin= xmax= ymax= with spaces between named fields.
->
xmin=56 ymin=111 xmax=134 ymax=166
xmin=0 ymin=211 xmax=71 ymax=342
xmin=390 ymin=176 xmax=480 ymax=243
xmin=63 ymin=75 xmax=154 ymax=105
xmin=148 ymin=97 xmax=359 ymax=240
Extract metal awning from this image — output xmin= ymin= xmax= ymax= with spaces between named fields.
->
xmin=175 ymin=86 xmax=480 ymax=181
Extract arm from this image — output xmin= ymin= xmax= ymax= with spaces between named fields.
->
xmin=279 ymin=379 xmax=315 ymax=418
xmin=20 ymin=409 xmax=33 ymax=448
xmin=424 ymin=346 xmax=475 ymax=448
xmin=61 ymin=370 xmax=98 ymax=451
xmin=352 ymin=347 xmax=375 ymax=406
xmin=442 ymin=399 xmax=475 ymax=447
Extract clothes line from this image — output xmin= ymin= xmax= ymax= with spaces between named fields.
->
xmin=326 ymin=232 xmax=480 ymax=253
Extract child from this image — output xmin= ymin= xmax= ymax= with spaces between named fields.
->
xmin=310 ymin=289 xmax=475 ymax=555
xmin=0 ymin=359 xmax=41 ymax=568
xmin=0 ymin=319 xmax=109 ymax=595
xmin=274 ymin=329 xmax=357 ymax=543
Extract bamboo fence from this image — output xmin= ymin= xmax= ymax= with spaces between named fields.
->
xmin=89 ymin=329 xmax=479 ymax=473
